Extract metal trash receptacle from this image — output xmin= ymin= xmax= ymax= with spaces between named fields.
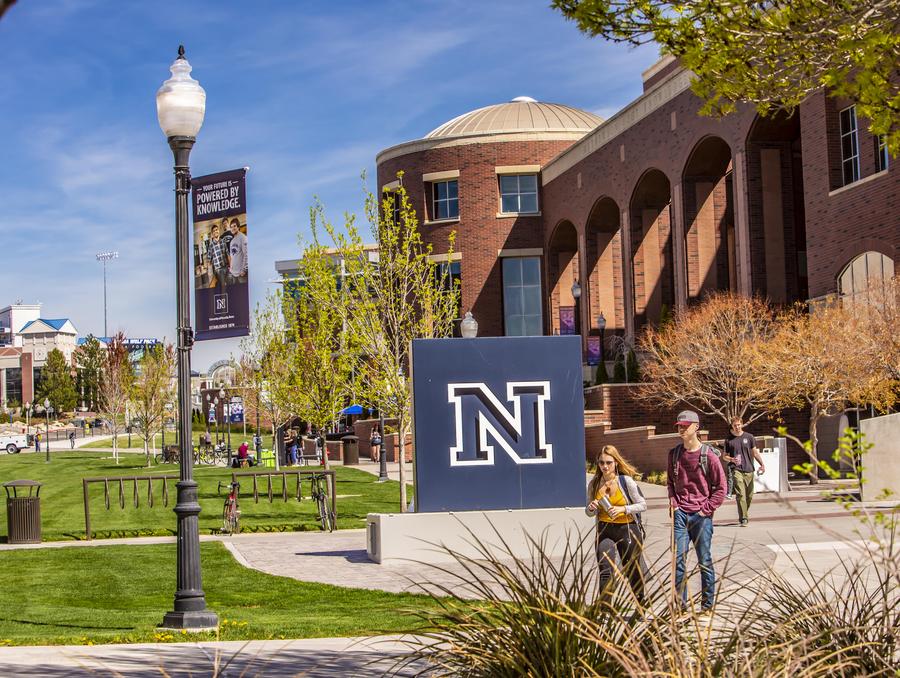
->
xmin=4 ymin=480 xmax=42 ymax=544
xmin=341 ymin=435 xmax=359 ymax=465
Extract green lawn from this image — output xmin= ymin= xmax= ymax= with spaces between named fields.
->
xmin=0 ymin=451 xmax=412 ymax=541
xmin=0 ymin=542 xmax=442 ymax=645
xmin=80 ymin=430 xmax=255 ymax=450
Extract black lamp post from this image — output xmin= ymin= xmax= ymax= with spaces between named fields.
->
xmin=220 ymin=387 xmax=231 ymax=461
xmin=597 ymin=311 xmax=607 ymax=365
xmin=157 ymin=45 xmax=217 ymax=631
xmin=43 ymin=398 xmax=51 ymax=463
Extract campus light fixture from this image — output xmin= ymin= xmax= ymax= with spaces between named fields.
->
xmin=460 ymin=311 xmax=478 ymax=338
xmin=157 ymin=45 xmax=217 ymax=632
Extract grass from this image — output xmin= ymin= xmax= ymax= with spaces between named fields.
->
xmin=79 ymin=430 xmax=250 ymax=450
xmin=0 ymin=451 xmax=413 ymax=541
xmin=0 ymin=542 xmax=442 ymax=646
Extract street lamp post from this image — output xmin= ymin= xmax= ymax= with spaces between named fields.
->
xmin=95 ymin=251 xmax=119 ymax=338
xmin=213 ymin=397 xmax=220 ymax=445
xmin=219 ymin=387 xmax=230 ymax=462
xmin=43 ymin=398 xmax=51 ymax=463
xmin=597 ymin=311 xmax=607 ymax=365
xmin=157 ymin=45 xmax=217 ymax=631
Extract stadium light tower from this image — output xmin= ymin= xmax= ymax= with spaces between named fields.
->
xmin=95 ymin=251 xmax=119 ymax=337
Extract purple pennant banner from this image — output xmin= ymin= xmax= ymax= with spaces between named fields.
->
xmin=586 ymin=336 xmax=600 ymax=365
xmin=191 ymin=168 xmax=250 ymax=340
xmin=559 ymin=306 xmax=575 ymax=335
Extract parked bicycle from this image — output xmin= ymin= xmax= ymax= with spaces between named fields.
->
xmin=154 ymin=445 xmax=180 ymax=464
xmin=222 ymin=481 xmax=241 ymax=535
xmin=309 ymin=472 xmax=335 ymax=532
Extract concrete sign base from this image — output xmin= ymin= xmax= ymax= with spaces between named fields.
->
xmin=366 ymin=507 xmax=594 ymax=564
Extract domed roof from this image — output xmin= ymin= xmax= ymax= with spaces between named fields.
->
xmin=425 ymin=97 xmax=603 ymax=139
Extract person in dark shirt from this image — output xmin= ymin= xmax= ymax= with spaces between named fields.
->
xmin=723 ymin=417 xmax=765 ymax=526
xmin=667 ymin=410 xmax=726 ymax=613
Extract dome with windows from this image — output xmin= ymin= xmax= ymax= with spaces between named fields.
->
xmin=425 ymin=97 xmax=603 ymax=139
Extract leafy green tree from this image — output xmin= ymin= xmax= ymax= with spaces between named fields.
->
xmin=552 ymin=0 xmax=900 ymax=153
xmin=595 ymin=357 xmax=609 ymax=385
xmin=626 ymin=349 xmax=641 ymax=383
xmin=35 ymin=348 xmax=77 ymax=413
xmin=612 ymin=354 xmax=626 ymax=383
xmin=74 ymin=335 xmax=105 ymax=411
xmin=336 ymin=179 xmax=460 ymax=512
xmin=285 ymin=204 xmax=362 ymax=470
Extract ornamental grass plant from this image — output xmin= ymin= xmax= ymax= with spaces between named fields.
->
xmin=391 ymin=521 xmax=899 ymax=677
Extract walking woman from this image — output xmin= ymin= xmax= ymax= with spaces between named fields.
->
xmin=587 ymin=444 xmax=648 ymax=604
xmin=370 ymin=424 xmax=382 ymax=463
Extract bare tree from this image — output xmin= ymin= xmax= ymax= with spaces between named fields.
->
xmin=755 ymin=300 xmax=896 ymax=484
xmin=130 ymin=343 xmax=175 ymax=466
xmin=639 ymin=292 xmax=776 ymax=426
xmin=98 ymin=332 xmax=134 ymax=464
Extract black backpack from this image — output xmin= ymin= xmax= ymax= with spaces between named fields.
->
xmin=671 ymin=443 xmax=720 ymax=492
xmin=617 ymin=474 xmax=646 ymax=540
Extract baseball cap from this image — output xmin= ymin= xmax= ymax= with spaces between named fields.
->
xmin=675 ymin=410 xmax=700 ymax=426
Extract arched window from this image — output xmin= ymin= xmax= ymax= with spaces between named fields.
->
xmin=838 ymin=251 xmax=894 ymax=298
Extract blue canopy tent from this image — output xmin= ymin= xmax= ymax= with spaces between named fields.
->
xmin=340 ymin=404 xmax=364 ymax=416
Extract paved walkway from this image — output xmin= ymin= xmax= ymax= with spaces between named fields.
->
xmin=0 ymin=636 xmax=424 ymax=677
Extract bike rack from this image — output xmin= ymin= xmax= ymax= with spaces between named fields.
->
xmin=230 ymin=469 xmax=337 ymax=523
xmin=82 ymin=474 xmax=178 ymax=540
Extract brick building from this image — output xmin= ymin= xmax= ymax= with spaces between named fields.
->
xmin=375 ymin=57 xmax=897 ymax=356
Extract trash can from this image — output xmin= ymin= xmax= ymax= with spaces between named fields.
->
xmin=341 ymin=435 xmax=359 ymax=465
xmin=4 ymin=480 xmax=42 ymax=544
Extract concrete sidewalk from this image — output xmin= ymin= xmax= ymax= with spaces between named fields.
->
xmin=0 ymin=636 xmax=425 ymax=677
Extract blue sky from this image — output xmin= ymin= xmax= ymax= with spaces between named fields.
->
xmin=0 ymin=1 xmax=657 ymax=370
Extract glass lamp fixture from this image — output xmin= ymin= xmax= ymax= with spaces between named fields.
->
xmin=597 ymin=312 xmax=606 ymax=330
xmin=156 ymin=46 xmax=206 ymax=139
xmin=571 ymin=281 xmax=582 ymax=299
xmin=460 ymin=311 xmax=478 ymax=338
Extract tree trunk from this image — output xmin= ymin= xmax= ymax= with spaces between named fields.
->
xmin=112 ymin=435 xmax=119 ymax=464
xmin=808 ymin=405 xmax=820 ymax=485
xmin=145 ymin=439 xmax=151 ymax=468
xmin=398 ymin=418 xmax=408 ymax=512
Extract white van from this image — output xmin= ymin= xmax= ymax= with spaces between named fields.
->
xmin=0 ymin=432 xmax=28 ymax=453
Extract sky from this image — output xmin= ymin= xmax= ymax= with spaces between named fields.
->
xmin=0 ymin=1 xmax=657 ymax=371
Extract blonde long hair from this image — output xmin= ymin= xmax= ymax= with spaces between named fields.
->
xmin=589 ymin=444 xmax=639 ymax=497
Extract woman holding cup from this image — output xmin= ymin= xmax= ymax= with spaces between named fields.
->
xmin=587 ymin=444 xmax=648 ymax=605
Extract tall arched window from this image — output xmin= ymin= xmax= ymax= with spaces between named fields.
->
xmin=838 ymin=251 xmax=895 ymax=298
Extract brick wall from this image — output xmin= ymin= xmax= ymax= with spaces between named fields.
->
xmin=799 ymin=91 xmax=898 ymax=299
xmin=378 ymin=138 xmax=577 ymax=338
xmin=585 ymin=383 xmax=811 ymax=470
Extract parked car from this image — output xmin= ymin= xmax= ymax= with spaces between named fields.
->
xmin=0 ymin=432 xmax=28 ymax=453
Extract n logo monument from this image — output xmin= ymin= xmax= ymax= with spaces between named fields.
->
xmin=367 ymin=335 xmax=591 ymax=562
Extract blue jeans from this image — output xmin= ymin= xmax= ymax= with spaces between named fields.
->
xmin=673 ymin=508 xmax=715 ymax=610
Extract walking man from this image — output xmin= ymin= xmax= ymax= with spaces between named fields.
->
xmin=723 ymin=417 xmax=765 ymax=526
xmin=667 ymin=410 xmax=726 ymax=612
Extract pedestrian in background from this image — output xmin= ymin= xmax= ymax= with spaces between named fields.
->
xmin=69 ymin=430 xmax=76 ymax=449
xmin=723 ymin=417 xmax=765 ymax=526
xmin=667 ymin=410 xmax=726 ymax=613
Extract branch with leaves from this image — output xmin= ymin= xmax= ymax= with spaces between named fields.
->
xmin=129 ymin=343 xmax=175 ymax=467
xmin=552 ymin=0 xmax=900 ymax=154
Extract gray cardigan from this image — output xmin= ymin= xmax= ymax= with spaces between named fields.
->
xmin=586 ymin=474 xmax=647 ymax=518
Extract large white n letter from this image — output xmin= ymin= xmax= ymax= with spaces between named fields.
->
xmin=447 ymin=381 xmax=552 ymax=466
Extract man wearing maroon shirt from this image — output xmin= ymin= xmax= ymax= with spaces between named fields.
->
xmin=667 ymin=410 xmax=726 ymax=612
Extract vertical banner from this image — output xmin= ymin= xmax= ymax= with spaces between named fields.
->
xmin=191 ymin=168 xmax=250 ymax=340
xmin=558 ymin=306 xmax=575 ymax=335
xmin=585 ymin=336 xmax=600 ymax=365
